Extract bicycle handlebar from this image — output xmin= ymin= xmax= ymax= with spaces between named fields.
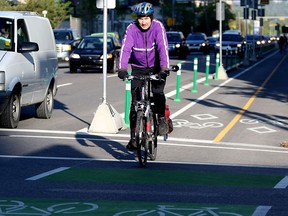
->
xmin=123 ymin=65 xmax=179 ymax=81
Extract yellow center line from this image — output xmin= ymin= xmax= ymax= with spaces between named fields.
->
xmin=213 ymin=54 xmax=287 ymax=143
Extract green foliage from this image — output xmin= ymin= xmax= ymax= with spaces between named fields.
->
xmin=0 ymin=0 xmax=72 ymax=29
xmin=0 ymin=0 xmax=12 ymax=8
xmin=161 ymin=2 xmax=235 ymax=36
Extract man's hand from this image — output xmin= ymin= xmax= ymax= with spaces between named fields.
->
xmin=159 ymin=68 xmax=169 ymax=79
xmin=118 ymin=70 xmax=128 ymax=80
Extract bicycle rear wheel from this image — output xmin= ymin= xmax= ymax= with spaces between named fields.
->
xmin=148 ymin=112 xmax=157 ymax=161
xmin=135 ymin=110 xmax=148 ymax=167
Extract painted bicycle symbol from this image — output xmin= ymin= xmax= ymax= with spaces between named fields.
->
xmin=240 ymin=118 xmax=288 ymax=127
xmin=0 ymin=200 xmax=98 ymax=215
xmin=113 ymin=205 xmax=242 ymax=216
xmin=173 ymin=119 xmax=223 ymax=129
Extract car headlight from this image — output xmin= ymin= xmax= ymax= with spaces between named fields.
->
xmin=70 ymin=53 xmax=80 ymax=59
xmin=101 ymin=54 xmax=113 ymax=59
xmin=201 ymin=43 xmax=206 ymax=47
xmin=62 ymin=44 xmax=72 ymax=52
xmin=216 ymin=43 xmax=220 ymax=47
xmin=237 ymin=44 xmax=242 ymax=47
xmin=175 ymin=44 xmax=181 ymax=48
xmin=0 ymin=71 xmax=5 ymax=91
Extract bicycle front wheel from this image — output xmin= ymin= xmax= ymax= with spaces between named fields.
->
xmin=148 ymin=111 xmax=157 ymax=161
xmin=135 ymin=110 xmax=148 ymax=167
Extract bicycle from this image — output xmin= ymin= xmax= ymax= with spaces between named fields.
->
xmin=125 ymin=66 xmax=178 ymax=167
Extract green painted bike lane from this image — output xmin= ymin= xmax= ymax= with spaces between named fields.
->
xmin=2 ymin=167 xmax=285 ymax=215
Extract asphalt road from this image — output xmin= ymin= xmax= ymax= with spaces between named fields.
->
xmin=0 ymin=49 xmax=287 ymax=215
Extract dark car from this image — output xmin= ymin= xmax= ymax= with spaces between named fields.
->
xmin=53 ymin=29 xmax=81 ymax=62
xmin=166 ymin=31 xmax=189 ymax=59
xmin=186 ymin=32 xmax=210 ymax=54
xmin=207 ymin=36 xmax=218 ymax=50
xmin=69 ymin=35 xmax=121 ymax=73
xmin=245 ymin=34 xmax=267 ymax=47
xmin=215 ymin=34 xmax=245 ymax=57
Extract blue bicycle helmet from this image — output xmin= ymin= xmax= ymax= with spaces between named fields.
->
xmin=133 ymin=2 xmax=154 ymax=17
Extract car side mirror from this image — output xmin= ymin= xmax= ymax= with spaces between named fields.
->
xmin=18 ymin=42 xmax=39 ymax=52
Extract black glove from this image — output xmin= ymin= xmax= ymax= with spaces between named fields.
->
xmin=118 ymin=70 xmax=128 ymax=80
xmin=159 ymin=69 xmax=169 ymax=79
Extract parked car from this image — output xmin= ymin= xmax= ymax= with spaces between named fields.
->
xmin=53 ymin=29 xmax=81 ymax=62
xmin=69 ymin=35 xmax=121 ymax=73
xmin=207 ymin=36 xmax=218 ymax=50
xmin=0 ymin=11 xmax=58 ymax=128
xmin=166 ymin=31 xmax=189 ymax=59
xmin=186 ymin=32 xmax=210 ymax=54
xmin=215 ymin=34 xmax=245 ymax=57
xmin=245 ymin=34 xmax=267 ymax=47
xmin=91 ymin=32 xmax=121 ymax=41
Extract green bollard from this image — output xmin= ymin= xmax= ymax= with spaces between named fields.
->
xmin=214 ymin=53 xmax=219 ymax=80
xmin=174 ymin=61 xmax=182 ymax=102
xmin=124 ymin=70 xmax=131 ymax=128
xmin=192 ymin=58 xmax=198 ymax=93
xmin=205 ymin=55 xmax=210 ymax=86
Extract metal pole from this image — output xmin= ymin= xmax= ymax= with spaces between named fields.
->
xmin=219 ymin=0 xmax=223 ymax=66
xmin=102 ymin=0 xmax=107 ymax=103
xmin=243 ymin=0 xmax=250 ymax=65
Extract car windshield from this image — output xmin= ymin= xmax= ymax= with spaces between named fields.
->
xmin=222 ymin=35 xmax=243 ymax=42
xmin=0 ymin=18 xmax=14 ymax=51
xmin=54 ymin=31 xmax=73 ymax=40
xmin=77 ymin=37 xmax=113 ymax=50
xmin=246 ymin=35 xmax=261 ymax=40
xmin=187 ymin=35 xmax=204 ymax=40
xmin=167 ymin=34 xmax=181 ymax=42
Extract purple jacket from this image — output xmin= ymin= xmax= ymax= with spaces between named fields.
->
xmin=118 ymin=19 xmax=170 ymax=71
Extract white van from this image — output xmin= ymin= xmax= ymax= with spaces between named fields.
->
xmin=0 ymin=11 xmax=58 ymax=128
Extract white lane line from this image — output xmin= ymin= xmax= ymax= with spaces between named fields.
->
xmin=57 ymin=83 xmax=72 ymax=88
xmin=252 ymin=206 xmax=271 ymax=216
xmin=169 ymin=51 xmax=278 ymax=119
xmin=26 ymin=167 xmax=70 ymax=181
xmin=5 ymin=134 xmax=288 ymax=155
xmin=274 ymin=176 xmax=288 ymax=189
xmin=6 ymin=133 xmax=286 ymax=150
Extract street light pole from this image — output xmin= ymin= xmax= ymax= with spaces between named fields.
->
xmin=217 ymin=0 xmax=228 ymax=80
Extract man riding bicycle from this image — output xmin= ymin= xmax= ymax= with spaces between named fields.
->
xmin=117 ymin=2 xmax=170 ymax=151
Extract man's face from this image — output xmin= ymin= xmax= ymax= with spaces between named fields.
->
xmin=137 ymin=16 xmax=152 ymax=30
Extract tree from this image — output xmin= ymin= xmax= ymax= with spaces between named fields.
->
xmin=74 ymin=0 xmax=100 ymax=34
xmin=0 ymin=0 xmax=71 ymax=29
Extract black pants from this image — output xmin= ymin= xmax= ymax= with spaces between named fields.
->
xmin=129 ymin=67 xmax=166 ymax=136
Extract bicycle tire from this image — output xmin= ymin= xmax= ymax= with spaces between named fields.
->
xmin=148 ymin=111 xmax=157 ymax=161
xmin=136 ymin=110 xmax=148 ymax=167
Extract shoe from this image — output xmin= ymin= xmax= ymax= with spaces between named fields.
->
xmin=126 ymin=139 xmax=137 ymax=151
xmin=158 ymin=117 xmax=169 ymax=136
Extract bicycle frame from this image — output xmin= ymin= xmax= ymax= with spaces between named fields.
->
xmin=127 ymin=74 xmax=159 ymax=167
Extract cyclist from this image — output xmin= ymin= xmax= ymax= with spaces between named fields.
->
xmin=278 ymin=35 xmax=287 ymax=53
xmin=117 ymin=2 xmax=170 ymax=151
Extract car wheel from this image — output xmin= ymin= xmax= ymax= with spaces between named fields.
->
xmin=70 ymin=66 xmax=77 ymax=73
xmin=35 ymin=87 xmax=54 ymax=119
xmin=0 ymin=91 xmax=21 ymax=128
xmin=108 ymin=58 xmax=118 ymax=74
